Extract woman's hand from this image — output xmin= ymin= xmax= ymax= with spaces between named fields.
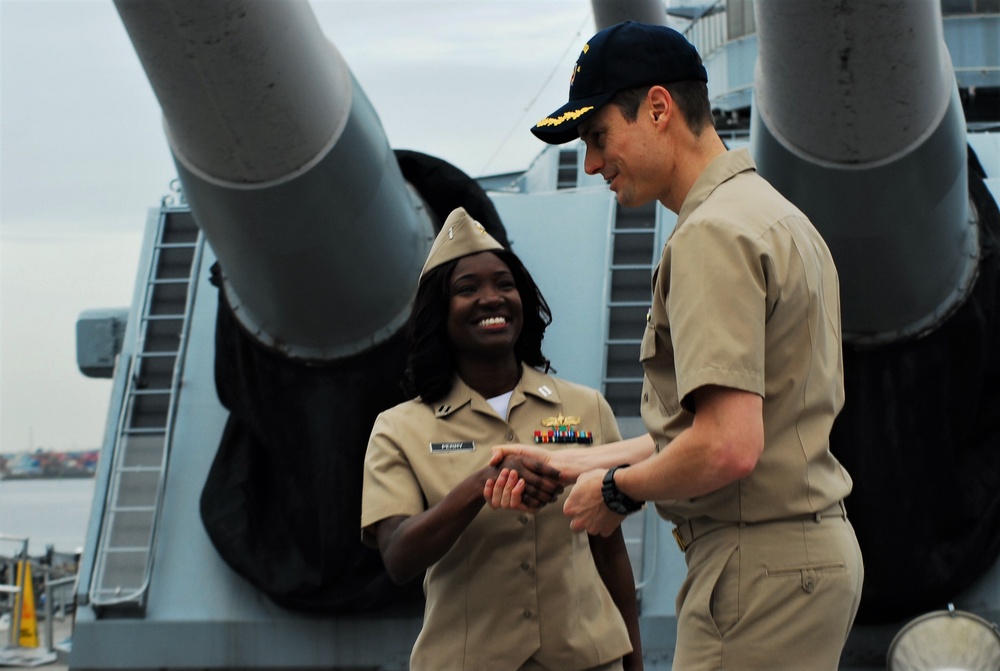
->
xmin=484 ymin=468 xmax=527 ymax=510
xmin=484 ymin=451 xmax=563 ymax=511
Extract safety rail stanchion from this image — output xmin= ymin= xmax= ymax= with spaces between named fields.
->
xmin=44 ymin=575 xmax=76 ymax=653
xmin=0 ymin=536 xmax=29 ymax=649
xmin=0 ymin=584 xmax=22 ymax=648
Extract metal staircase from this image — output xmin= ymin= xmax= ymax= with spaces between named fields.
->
xmin=557 ymin=148 xmax=579 ymax=189
xmin=88 ymin=208 xmax=202 ymax=615
xmin=602 ymin=201 xmax=657 ymax=417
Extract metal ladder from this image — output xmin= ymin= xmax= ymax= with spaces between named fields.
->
xmin=88 ymin=208 xmax=202 ymax=614
xmin=602 ymin=201 xmax=657 ymax=417
xmin=599 ymin=201 xmax=659 ymax=594
xmin=557 ymin=147 xmax=579 ymax=189
xmin=553 ymin=144 xmax=657 ymax=415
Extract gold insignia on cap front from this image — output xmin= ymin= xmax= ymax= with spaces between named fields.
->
xmin=419 ymin=207 xmax=504 ymax=281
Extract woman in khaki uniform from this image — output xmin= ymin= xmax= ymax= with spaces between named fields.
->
xmin=360 ymin=207 xmax=643 ymax=671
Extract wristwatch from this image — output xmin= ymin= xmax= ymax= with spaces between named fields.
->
xmin=601 ymin=464 xmax=644 ymax=515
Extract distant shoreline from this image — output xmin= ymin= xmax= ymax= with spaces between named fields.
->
xmin=0 ymin=449 xmax=99 ymax=481
xmin=0 ymin=472 xmax=96 ymax=481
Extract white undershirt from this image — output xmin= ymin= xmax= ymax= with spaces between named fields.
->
xmin=486 ymin=390 xmax=514 ymax=420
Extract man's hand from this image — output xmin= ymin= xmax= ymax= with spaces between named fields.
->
xmin=484 ymin=452 xmax=563 ymax=511
xmin=563 ymin=468 xmax=625 ymax=536
xmin=488 ymin=443 xmax=552 ymax=469
xmin=490 ymin=443 xmax=594 ymax=482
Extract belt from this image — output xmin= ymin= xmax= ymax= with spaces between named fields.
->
xmin=671 ymin=500 xmax=847 ymax=552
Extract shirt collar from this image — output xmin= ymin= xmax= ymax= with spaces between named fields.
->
xmin=674 ymin=147 xmax=757 ymax=234
xmin=432 ymin=363 xmax=560 ymax=418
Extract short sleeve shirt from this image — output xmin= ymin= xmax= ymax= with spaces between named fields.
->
xmin=361 ymin=364 xmax=632 ymax=671
xmin=640 ymin=148 xmax=854 ymax=524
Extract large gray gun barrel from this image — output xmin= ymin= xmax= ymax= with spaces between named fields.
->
xmin=591 ymin=0 xmax=668 ymax=30
xmin=751 ymin=0 xmax=979 ymax=345
xmin=113 ymin=0 xmax=433 ymax=359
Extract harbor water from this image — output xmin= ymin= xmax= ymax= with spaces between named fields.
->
xmin=0 ymin=478 xmax=96 ymax=556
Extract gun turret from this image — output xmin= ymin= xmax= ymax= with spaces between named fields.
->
xmin=750 ymin=0 xmax=1000 ymax=623
xmin=104 ymin=0 xmax=510 ymax=613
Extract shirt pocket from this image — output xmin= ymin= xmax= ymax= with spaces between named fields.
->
xmin=639 ymin=319 xmax=682 ymax=418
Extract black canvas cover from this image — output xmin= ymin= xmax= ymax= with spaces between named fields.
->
xmin=832 ymin=157 xmax=1000 ymax=623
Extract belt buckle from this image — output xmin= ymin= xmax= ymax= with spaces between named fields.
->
xmin=672 ymin=526 xmax=689 ymax=552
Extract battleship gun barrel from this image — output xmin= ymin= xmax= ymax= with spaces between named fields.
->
xmin=750 ymin=0 xmax=978 ymax=344
xmin=591 ymin=0 xmax=668 ymax=30
xmin=113 ymin=0 xmax=434 ymax=359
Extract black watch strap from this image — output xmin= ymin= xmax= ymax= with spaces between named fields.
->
xmin=601 ymin=464 xmax=644 ymax=515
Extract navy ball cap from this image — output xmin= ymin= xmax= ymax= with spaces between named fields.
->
xmin=531 ymin=21 xmax=707 ymax=145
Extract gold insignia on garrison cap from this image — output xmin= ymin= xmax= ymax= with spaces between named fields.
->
xmin=419 ymin=207 xmax=504 ymax=281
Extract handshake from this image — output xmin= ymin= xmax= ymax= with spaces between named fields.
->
xmin=483 ymin=442 xmax=640 ymax=538
xmin=484 ymin=444 xmax=569 ymax=511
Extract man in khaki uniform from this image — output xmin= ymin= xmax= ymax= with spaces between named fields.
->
xmin=490 ymin=21 xmax=864 ymax=670
xmin=362 ymin=208 xmax=640 ymax=670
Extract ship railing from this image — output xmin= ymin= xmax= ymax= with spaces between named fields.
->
xmin=680 ymin=0 xmax=730 ymax=61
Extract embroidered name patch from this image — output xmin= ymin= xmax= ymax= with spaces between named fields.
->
xmin=430 ymin=441 xmax=475 ymax=453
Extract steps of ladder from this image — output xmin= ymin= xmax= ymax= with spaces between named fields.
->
xmin=603 ymin=202 xmax=656 ymax=418
xmin=90 ymin=208 xmax=200 ymax=613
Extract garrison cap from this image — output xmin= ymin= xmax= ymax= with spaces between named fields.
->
xmin=419 ymin=207 xmax=504 ymax=282
xmin=532 ymin=21 xmax=707 ymax=144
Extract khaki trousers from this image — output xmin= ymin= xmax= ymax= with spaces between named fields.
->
xmin=672 ymin=514 xmax=864 ymax=671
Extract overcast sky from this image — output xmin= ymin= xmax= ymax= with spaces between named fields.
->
xmin=0 ymin=0 xmax=612 ymax=452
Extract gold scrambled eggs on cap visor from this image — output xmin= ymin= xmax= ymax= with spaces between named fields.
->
xmin=535 ymin=105 xmax=595 ymax=129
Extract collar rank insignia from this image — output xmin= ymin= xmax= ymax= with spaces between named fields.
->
xmin=535 ymin=413 xmax=592 ymax=444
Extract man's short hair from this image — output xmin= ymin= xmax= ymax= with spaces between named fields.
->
xmin=611 ymin=81 xmax=714 ymax=135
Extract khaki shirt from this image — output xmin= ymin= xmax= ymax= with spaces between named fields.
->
xmin=641 ymin=148 xmax=853 ymax=524
xmin=361 ymin=364 xmax=632 ymax=671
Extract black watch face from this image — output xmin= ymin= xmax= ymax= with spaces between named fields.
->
xmin=608 ymin=500 xmax=629 ymax=515
xmin=602 ymin=489 xmax=628 ymax=515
